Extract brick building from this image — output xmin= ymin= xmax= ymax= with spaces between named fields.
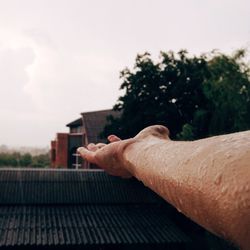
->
xmin=51 ymin=109 xmax=120 ymax=169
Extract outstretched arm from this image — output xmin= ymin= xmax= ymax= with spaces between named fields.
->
xmin=77 ymin=125 xmax=250 ymax=249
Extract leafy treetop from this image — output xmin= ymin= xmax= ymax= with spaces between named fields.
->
xmin=102 ymin=49 xmax=250 ymax=140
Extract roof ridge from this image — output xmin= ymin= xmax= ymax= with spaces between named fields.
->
xmin=81 ymin=109 xmax=114 ymax=115
xmin=66 ymin=117 xmax=82 ymax=127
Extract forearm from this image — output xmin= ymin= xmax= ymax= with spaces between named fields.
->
xmin=122 ymin=132 xmax=250 ymax=249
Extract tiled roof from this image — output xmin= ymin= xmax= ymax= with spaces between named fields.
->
xmin=81 ymin=109 xmax=120 ymax=143
xmin=0 ymin=169 xmax=191 ymax=247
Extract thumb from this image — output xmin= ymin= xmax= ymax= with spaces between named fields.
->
xmin=108 ymin=134 xmax=121 ymax=143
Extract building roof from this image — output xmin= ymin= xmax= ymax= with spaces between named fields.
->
xmin=0 ymin=169 xmax=162 ymax=205
xmin=66 ymin=117 xmax=82 ymax=128
xmin=0 ymin=169 xmax=191 ymax=248
xmin=0 ymin=205 xmax=191 ymax=247
xmin=81 ymin=109 xmax=121 ymax=143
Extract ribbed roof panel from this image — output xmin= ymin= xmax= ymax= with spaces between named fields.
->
xmin=0 ymin=205 xmax=190 ymax=247
xmin=0 ymin=169 xmax=162 ymax=205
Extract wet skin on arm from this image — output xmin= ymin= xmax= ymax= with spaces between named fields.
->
xmin=77 ymin=125 xmax=250 ymax=250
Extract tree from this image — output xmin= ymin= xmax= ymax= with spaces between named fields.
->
xmin=203 ymin=49 xmax=250 ymax=135
xmin=31 ymin=153 xmax=50 ymax=168
xmin=20 ymin=153 xmax=32 ymax=167
xmin=102 ymin=49 xmax=250 ymax=140
xmin=0 ymin=152 xmax=50 ymax=168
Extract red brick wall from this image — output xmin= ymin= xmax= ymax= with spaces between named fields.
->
xmin=50 ymin=140 xmax=56 ymax=168
xmin=55 ymin=133 xmax=69 ymax=168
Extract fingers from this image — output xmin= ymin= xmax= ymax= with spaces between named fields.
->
xmin=77 ymin=147 xmax=96 ymax=164
xmin=87 ymin=143 xmax=97 ymax=151
xmin=96 ymin=143 xmax=106 ymax=148
xmin=108 ymin=134 xmax=121 ymax=142
xmin=87 ymin=143 xmax=106 ymax=152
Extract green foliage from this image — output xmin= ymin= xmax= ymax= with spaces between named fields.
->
xmin=0 ymin=152 xmax=19 ymax=167
xmin=102 ymin=49 xmax=250 ymax=140
xmin=0 ymin=152 xmax=50 ymax=168
xmin=19 ymin=153 xmax=32 ymax=167
xmin=177 ymin=124 xmax=195 ymax=140
xmin=31 ymin=154 xmax=50 ymax=168
xmin=203 ymin=50 xmax=250 ymax=135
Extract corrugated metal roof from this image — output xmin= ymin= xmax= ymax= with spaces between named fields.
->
xmin=0 ymin=169 xmax=162 ymax=205
xmin=0 ymin=169 xmax=191 ymax=247
xmin=0 ymin=205 xmax=190 ymax=247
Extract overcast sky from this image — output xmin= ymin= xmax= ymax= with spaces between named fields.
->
xmin=0 ymin=0 xmax=250 ymax=147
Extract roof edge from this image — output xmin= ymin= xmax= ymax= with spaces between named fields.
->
xmin=66 ymin=117 xmax=82 ymax=127
xmin=80 ymin=109 xmax=114 ymax=115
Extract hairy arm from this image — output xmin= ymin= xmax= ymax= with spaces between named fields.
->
xmin=78 ymin=125 xmax=250 ymax=249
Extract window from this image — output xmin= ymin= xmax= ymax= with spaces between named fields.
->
xmin=72 ymin=152 xmax=82 ymax=169
xmin=71 ymin=126 xmax=82 ymax=134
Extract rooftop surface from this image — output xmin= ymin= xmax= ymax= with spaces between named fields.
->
xmin=66 ymin=118 xmax=82 ymax=128
xmin=0 ymin=169 xmax=191 ymax=249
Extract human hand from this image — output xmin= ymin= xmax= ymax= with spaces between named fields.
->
xmin=77 ymin=134 xmax=135 ymax=178
xmin=77 ymin=125 xmax=169 ymax=178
